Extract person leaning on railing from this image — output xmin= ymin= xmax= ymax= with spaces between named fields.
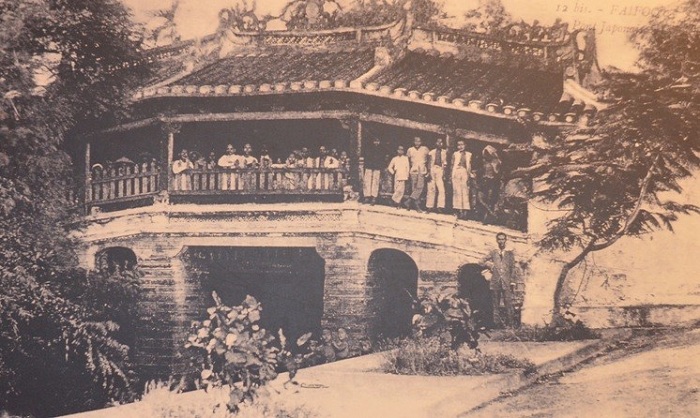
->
xmin=217 ymin=144 xmax=244 ymax=190
xmin=172 ymin=149 xmax=194 ymax=190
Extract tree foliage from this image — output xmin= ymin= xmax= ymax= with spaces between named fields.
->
xmin=517 ymin=0 xmax=700 ymax=321
xmin=0 ymin=0 xmax=149 ymax=415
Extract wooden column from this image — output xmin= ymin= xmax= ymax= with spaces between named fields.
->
xmin=445 ymin=132 xmax=453 ymax=149
xmin=356 ymin=120 xmax=364 ymax=191
xmin=84 ymin=141 xmax=91 ymax=214
xmin=166 ymin=131 xmax=174 ymax=193
xmin=160 ymin=123 xmax=180 ymax=195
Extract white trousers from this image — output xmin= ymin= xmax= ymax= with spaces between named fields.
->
xmin=363 ymin=169 xmax=381 ymax=198
xmin=452 ymin=167 xmax=471 ymax=210
xmin=426 ymin=166 xmax=445 ymax=208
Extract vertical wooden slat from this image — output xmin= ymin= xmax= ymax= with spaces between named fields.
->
xmin=84 ymin=142 xmax=91 ymax=211
xmin=167 ymin=131 xmax=174 ymax=192
xmin=150 ymin=161 xmax=157 ymax=193
xmin=125 ymin=165 xmax=133 ymax=196
xmin=108 ymin=167 xmax=116 ymax=200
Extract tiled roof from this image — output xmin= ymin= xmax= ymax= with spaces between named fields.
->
xmin=366 ymin=49 xmax=564 ymax=114
xmin=134 ymin=45 xmax=597 ymax=125
xmin=174 ymin=48 xmax=376 ymax=87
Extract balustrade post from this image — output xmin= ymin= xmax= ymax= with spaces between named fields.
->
xmin=84 ymin=141 xmax=91 ymax=214
xmin=356 ymin=120 xmax=364 ymax=192
xmin=160 ymin=123 xmax=180 ymax=202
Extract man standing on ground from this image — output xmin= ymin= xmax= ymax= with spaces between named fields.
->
xmin=406 ymin=136 xmax=429 ymax=212
xmin=480 ymin=232 xmax=518 ymax=328
xmin=363 ymin=137 xmax=385 ymax=205
xmin=387 ymin=145 xmax=409 ymax=209
xmin=426 ymin=137 xmax=448 ymax=213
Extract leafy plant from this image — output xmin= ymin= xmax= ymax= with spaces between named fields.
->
xmin=185 ymin=292 xmax=309 ymax=412
xmin=411 ymin=289 xmax=482 ymax=350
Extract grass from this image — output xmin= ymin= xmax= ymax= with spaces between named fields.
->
xmin=382 ymin=336 xmax=536 ymax=376
xmin=490 ymin=321 xmax=601 ymax=343
xmin=138 ymin=381 xmax=318 ymax=418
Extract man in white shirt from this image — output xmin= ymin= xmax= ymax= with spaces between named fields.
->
xmin=387 ymin=145 xmax=410 ymax=208
xmin=452 ymin=138 xmax=474 ymax=219
xmin=171 ymin=149 xmax=194 ymax=190
xmin=426 ymin=137 xmax=448 ymax=213
xmin=242 ymin=143 xmax=259 ymax=168
xmin=406 ymin=136 xmax=429 ymax=212
xmin=240 ymin=143 xmax=259 ymax=191
xmin=217 ymin=144 xmax=244 ymax=190
xmin=296 ymin=147 xmax=314 ymax=168
xmin=310 ymin=146 xmax=340 ymax=190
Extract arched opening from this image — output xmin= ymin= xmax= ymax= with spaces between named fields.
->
xmin=93 ymin=247 xmax=141 ymax=371
xmin=95 ymin=246 xmax=138 ymax=272
xmin=458 ymin=264 xmax=494 ymax=329
xmin=367 ymin=249 xmax=418 ymax=340
xmin=184 ymin=247 xmax=325 ymax=343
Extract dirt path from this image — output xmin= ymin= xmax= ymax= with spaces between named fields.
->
xmin=466 ymin=328 xmax=700 ymax=418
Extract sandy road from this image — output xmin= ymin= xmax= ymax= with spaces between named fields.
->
xmin=467 ymin=328 xmax=700 ymax=418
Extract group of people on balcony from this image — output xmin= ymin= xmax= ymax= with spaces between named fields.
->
xmin=171 ymin=143 xmax=351 ymax=192
xmin=364 ymin=136 xmax=507 ymax=222
xmin=171 ymin=143 xmax=351 ymax=174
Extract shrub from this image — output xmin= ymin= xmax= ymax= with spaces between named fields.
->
xmin=0 ymin=265 xmax=141 ymax=417
xmin=491 ymin=317 xmax=600 ymax=342
xmin=411 ymin=289 xmax=482 ymax=350
xmin=185 ymin=292 xmax=308 ymax=412
xmin=382 ymin=336 xmax=536 ymax=376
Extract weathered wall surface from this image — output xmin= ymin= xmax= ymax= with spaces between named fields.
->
xmin=74 ymin=202 xmax=527 ymax=376
xmin=75 ymin=195 xmax=700 ymax=378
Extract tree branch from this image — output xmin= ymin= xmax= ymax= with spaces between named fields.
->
xmin=589 ymin=153 xmax=661 ymax=252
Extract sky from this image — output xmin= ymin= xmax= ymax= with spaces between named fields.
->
xmin=121 ymin=0 xmax=680 ymax=71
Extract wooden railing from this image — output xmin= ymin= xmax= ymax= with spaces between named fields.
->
xmin=170 ymin=167 xmax=348 ymax=195
xmin=88 ymin=162 xmax=161 ymax=204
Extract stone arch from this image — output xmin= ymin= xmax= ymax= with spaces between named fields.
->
xmin=181 ymin=246 xmax=326 ymax=343
xmin=95 ymin=246 xmax=138 ymax=272
xmin=367 ymin=248 xmax=419 ymax=340
xmin=458 ymin=263 xmax=493 ymax=328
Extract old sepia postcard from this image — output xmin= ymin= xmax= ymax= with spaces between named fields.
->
xmin=1 ymin=0 xmax=697 ymax=417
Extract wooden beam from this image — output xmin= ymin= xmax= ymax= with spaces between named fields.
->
xmin=89 ymin=110 xmax=513 ymax=145
xmin=87 ymin=117 xmax=159 ymax=137
xmin=360 ymin=113 xmax=511 ymax=145
xmin=163 ymin=110 xmax=355 ymax=124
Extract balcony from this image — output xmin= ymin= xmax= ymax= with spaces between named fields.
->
xmin=86 ymin=164 xmax=348 ymax=210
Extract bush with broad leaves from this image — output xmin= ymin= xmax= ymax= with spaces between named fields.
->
xmin=411 ymin=290 xmax=482 ymax=350
xmin=185 ymin=292 xmax=309 ymax=412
